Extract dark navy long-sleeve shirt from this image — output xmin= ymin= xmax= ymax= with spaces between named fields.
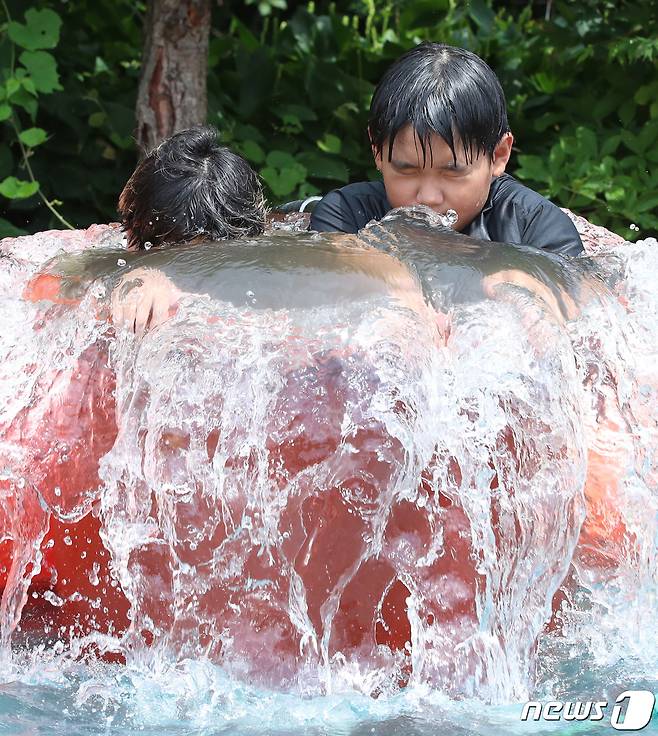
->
xmin=310 ymin=174 xmax=583 ymax=256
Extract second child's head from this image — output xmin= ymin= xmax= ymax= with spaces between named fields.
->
xmin=119 ymin=126 xmax=267 ymax=250
xmin=369 ymin=42 xmax=513 ymax=230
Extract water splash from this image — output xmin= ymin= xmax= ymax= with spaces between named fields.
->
xmin=0 ymin=212 xmax=656 ymax=733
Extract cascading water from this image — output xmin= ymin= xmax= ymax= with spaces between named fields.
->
xmin=0 ymin=210 xmax=656 ymax=734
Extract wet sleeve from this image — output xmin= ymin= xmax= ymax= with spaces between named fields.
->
xmin=521 ymin=203 xmax=584 ymax=257
xmin=309 ymin=190 xmax=360 ymax=234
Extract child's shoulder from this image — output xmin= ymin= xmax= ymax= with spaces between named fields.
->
xmin=490 ymin=174 xmax=554 ymax=213
xmin=476 ymin=174 xmax=583 ymax=256
xmin=310 ymin=181 xmax=389 ymax=234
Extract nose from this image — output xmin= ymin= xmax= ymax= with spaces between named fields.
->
xmin=416 ymin=182 xmax=444 ymax=209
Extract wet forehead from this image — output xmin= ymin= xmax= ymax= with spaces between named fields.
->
xmin=389 ymin=125 xmax=466 ymax=167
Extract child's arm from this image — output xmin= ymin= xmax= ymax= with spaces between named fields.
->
xmin=520 ymin=202 xmax=584 ymax=257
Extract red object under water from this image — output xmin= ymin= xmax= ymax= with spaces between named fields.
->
xmin=0 ymin=271 xmax=483 ymax=676
xmin=0 ymin=268 xmax=631 ymax=684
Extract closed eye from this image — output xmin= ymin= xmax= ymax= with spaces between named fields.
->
xmin=390 ymin=160 xmax=419 ymax=173
xmin=442 ymin=164 xmax=468 ymax=174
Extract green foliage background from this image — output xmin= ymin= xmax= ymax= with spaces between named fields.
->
xmin=1 ymin=0 xmax=657 ymax=240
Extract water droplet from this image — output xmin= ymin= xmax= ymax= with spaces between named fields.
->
xmin=144 ymin=241 xmax=152 ymax=250
xmin=63 ymin=535 xmax=72 ymax=546
xmin=54 ymin=486 xmax=61 ymax=497
xmin=117 ymin=258 xmax=127 ymax=267
xmin=89 ymin=562 xmax=100 ymax=586
xmin=444 ymin=209 xmax=459 ymax=227
xmin=43 ymin=590 xmax=64 ymax=607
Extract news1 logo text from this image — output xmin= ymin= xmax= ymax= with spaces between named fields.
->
xmin=521 ymin=690 xmax=655 ymax=730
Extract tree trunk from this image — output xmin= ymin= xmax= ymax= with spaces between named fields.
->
xmin=136 ymin=0 xmax=211 ymax=154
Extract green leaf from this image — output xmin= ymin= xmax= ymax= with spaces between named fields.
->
xmin=620 ymin=130 xmax=644 ymax=155
xmin=0 ymin=176 xmax=39 ymax=200
xmin=94 ymin=56 xmax=110 ymax=75
xmin=298 ymin=182 xmax=321 ymax=198
xmin=266 ymin=150 xmax=296 ymax=169
xmin=0 ymin=218 xmax=27 ymax=238
xmin=600 ymin=135 xmax=621 ymax=157
xmin=21 ymin=77 xmax=37 ymax=96
xmin=88 ymin=111 xmax=106 ymax=128
xmin=604 ymin=185 xmax=625 ymax=204
xmin=635 ymin=120 xmax=658 ymax=154
xmin=234 ymin=123 xmax=265 ymax=144
xmin=8 ymin=89 xmax=37 ymax=119
xmin=238 ymin=139 xmax=266 ymax=164
xmin=634 ymin=81 xmax=658 ymax=106
xmin=260 ymin=162 xmax=307 ymax=198
xmin=530 ymin=72 xmax=563 ymax=94
xmin=592 ymin=93 xmax=618 ymax=121
xmin=0 ymin=105 xmax=11 ymax=122
xmin=109 ymin=132 xmax=134 ymax=150
xmin=104 ymin=102 xmax=136 ymax=139
xmin=467 ymin=0 xmax=495 ymax=34
xmin=333 ymin=102 xmax=360 ymax=123
xmin=515 ymin=154 xmax=549 ymax=184
xmin=19 ymin=127 xmax=47 ymax=147
xmin=19 ymin=51 xmax=61 ymax=94
xmin=635 ymin=192 xmax=658 ymax=213
xmin=574 ymin=126 xmax=598 ymax=161
xmin=6 ymin=78 xmax=21 ymax=98
xmin=275 ymin=113 xmax=302 ymax=134
xmin=297 ymin=152 xmax=349 ymax=182
xmin=7 ymin=9 xmax=62 ymax=51
xmin=317 ymin=133 xmax=342 ymax=154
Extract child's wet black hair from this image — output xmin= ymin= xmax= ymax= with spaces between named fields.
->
xmin=368 ymin=42 xmax=510 ymax=166
xmin=118 ymin=126 xmax=267 ymax=250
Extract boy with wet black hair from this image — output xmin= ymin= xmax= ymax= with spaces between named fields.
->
xmin=311 ymin=42 xmax=583 ymax=256
xmin=119 ymin=126 xmax=267 ymax=250
xmin=113 ymin=126 xmax=267 ymax=331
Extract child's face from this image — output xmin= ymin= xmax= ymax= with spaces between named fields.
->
xmin=373 ymin=125 xmax=513 ymax=231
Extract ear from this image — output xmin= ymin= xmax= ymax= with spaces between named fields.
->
xmin=491 ymin=132 xmax=513 ymax=176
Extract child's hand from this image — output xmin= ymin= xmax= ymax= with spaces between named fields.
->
xmin=111 ymin=267 xmax=182 ymax=335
